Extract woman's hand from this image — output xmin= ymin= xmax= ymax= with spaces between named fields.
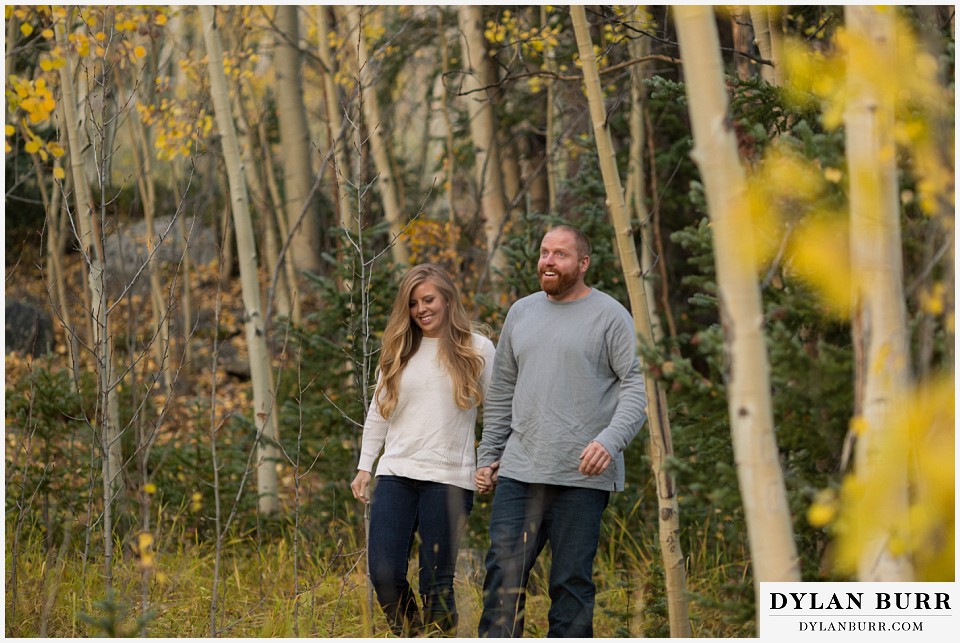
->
xmin=475 ymin=461 xmax=500 ymax=494
xmin=351 ymin=470 xmax=372 ymax=503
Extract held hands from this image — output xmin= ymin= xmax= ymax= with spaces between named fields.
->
xmin=350 ymin=470 xmax=372 ymax=504
xmin=475 ymin=461 xmax=500 ymax=494
xmin=579 ymin=441 xmax=611 ymax=476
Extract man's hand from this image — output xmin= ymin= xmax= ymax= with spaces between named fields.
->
xmin=475 ymin=461 xmax=500 ymax=493
xmin=350 ymin=470 xmax=373 ymax=503
xmin=579 ymin=441 xmax=611 ymax=476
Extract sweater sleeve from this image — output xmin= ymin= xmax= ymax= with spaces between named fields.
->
xmin=477 ymin=315 xmax=517 ymax=467
xmin=592 ymin=309 xmax=648 ymax=457
xmin=357 ymin=376 xmax=389 ymax=472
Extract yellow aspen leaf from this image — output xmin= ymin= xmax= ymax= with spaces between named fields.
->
xmin=20 ymin=23 xmax=33 ymax=37
xmin=25 ymin=139 xmax=41 ymax=153
xmin=53 ymin=166 xmax=65 ymax=180
xmin=849 ymin=416 xmax=868 ymax=436
xmin=4 ymin=125 xmax=13 ymax=137
xmin=134 ymin=45 xmax=147 ymax=58
xmin=5 ymin=141 xmax=10 ymax=153
xmin=39 ymin=58 xmax=53 ymax=71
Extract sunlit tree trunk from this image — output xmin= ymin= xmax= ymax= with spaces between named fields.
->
xmin=55 ymin=11 xmax=123 ymax=592
xmin=673 ymin=6 xmax=801 ymax=615
xmin=844 ymin=5 xmax=914 ymax=583
xmin=571 ymin=8 xmax=692 ymax=636
xmin=201 ymin=4 xmax=280 ymax=515
xmin=459 ymin=5 xmax=509 ymax=279
xmin=345 ymin=6 xmax=409 ymax=266
xmin=276 ymin=5 xmax=322 ymax=275
xmin=749 ymin=6 xmax=782 ymax=85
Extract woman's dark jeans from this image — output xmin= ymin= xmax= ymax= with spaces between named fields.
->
xmin=478 ymin=477 xmax=609 ymax=638
xmin=367 ymin=475 xmax=473 ymax=636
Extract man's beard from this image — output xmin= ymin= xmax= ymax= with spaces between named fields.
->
xmin=539 ymin=268 xmax=578 ymax=297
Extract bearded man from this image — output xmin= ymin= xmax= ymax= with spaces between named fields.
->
xmin=475 ymin=223 xmax=648 ymax=637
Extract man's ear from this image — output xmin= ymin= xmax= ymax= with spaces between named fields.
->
xmin=580 ymin=255 xmax=591 ymax=274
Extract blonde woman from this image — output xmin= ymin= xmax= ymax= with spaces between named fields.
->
xmin=351 ymin=263 xmax=495 ymax=636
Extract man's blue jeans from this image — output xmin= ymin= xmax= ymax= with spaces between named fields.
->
xmin=367 ymin=475 xmax=473 ymax=636
xmin=478 ymin=477 xmax=609 ymax=637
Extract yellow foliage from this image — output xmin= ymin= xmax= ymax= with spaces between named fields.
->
xmin=787 ymin=212 xmax=853 ymax=317
xmin=830 ymin=376 xmax=955 ymax=580
xmin=784 ymin=13 xmax=953 ymax=222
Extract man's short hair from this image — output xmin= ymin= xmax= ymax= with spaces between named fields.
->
xmin=548 ymin=224 xmax=591 ymax=259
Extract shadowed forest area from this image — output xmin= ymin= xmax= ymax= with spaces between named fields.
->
xmin=4 ymin=5 xmax=954 ymax=637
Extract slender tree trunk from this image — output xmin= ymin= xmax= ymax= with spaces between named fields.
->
xmin=200 ymin=4 xmax=280 ymax=515
xmin=673 ymin=6 xmax=801 ymax=619
xmin=316 ymin=6 xmax=356 ymax=238
xmin=55 ymin=11 xmax=123 ymax=593
xmin=276 ymin=5 xmax=322 ymax=275
xmin=730 ymin=8 xmax=754 ymax=81
xmin=627 ymin=24 xmax=666 ymax=345
xmin=259 ymin=115 xmax=303 ymax=325
xmin=844 ymin=6 xmax=914 ymax=583
xmin=235 ymin=87 xmax=293 ymax=321
xmin=571 ymin=9 xmax=692 ymax=637
xmin=542 ymin=6 xmax=559 ymax=214
xmin=345 ymin=6 xmax=410 ymax=266
xmin=458 ymin=5 xmax=509 ymax=279
xmin=437 ymin=11 xmax=458 ymax=257
xmin=749 ymin=6 xmax=782 ymax=85
xmin=128 ymin=109 xmax=173 ymax=391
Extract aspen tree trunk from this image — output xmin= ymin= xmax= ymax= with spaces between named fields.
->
xmin=627 ymin=25 xmax=666 ymax=344
xmin=458 ymin=5 xmax=509 ymax=278
xmin=316 ymin=6 xmax=356 ymax=237
xmin=571 ymin=9 xmax=692 ymax=636
xmin=200 ymin=4 xmax=280 ymax=515
xmin=749 ymin=6 xmax=782 ymax=85
xmin=235 ymin=90 xmax=293 ymax=321
xmin=438 ymin=12 xmax=458 ymax=256
xmin=673 ymin=6 xmax=801 ymax=615
xmin=128 ymin=112 xmax=173 ymax=391
xmin=345 ymin=6 xmax=410 ymax=267
xmin=843 ymin=6 xmax=914 ymax=583
xmin=542 ymin=5 xmax=559 ymax=214
xmin=730 ymin=8 xmax=754 ymax=81
xmin=36 ymin=147 xmax=79 ymax=379
xmin=55 ymin=12 xmax=123 ymax=592
xmin=276 ymin=5 xmax=322 ymax=275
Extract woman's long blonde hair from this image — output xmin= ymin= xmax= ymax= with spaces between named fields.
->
xmin=375 ymin=264 xmax=487 ymax=419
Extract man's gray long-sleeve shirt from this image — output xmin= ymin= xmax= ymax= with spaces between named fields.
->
xmin=477 ymin=289 xmax=647 ymax=491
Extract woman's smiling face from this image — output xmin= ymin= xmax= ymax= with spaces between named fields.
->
xmin=409 ymin=279 xmax=448 ymax=338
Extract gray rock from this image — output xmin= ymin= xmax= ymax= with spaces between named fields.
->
xmin=5 ymin=301 xmax=54 ymax=356
xmin=101 ymin=215 xmax=218 ymax=296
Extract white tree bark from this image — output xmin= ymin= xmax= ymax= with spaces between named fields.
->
xmin=459 ymin=5 xmax=509 ymax=277
xmin=200 ymin=4 xmax=280 ymax=515
xmin=571 ymin=8 xmax=692 ymax=636
xmin=673 ymin=6 xmax=801 ymax=614
xmin=844 ymin=5 xmax=914 ymax=583
xmin=345 ymin=6 xmax=410 ymax=266
xmin=55 ymin=11 xmax=123 ymax=590
xmin=276 ymin=5 xmax=322 ymax=275
xmin=316 ymin=6 xmax=356 ymax=237
xmin=749 ymin=6 xmax=782 ymax=85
